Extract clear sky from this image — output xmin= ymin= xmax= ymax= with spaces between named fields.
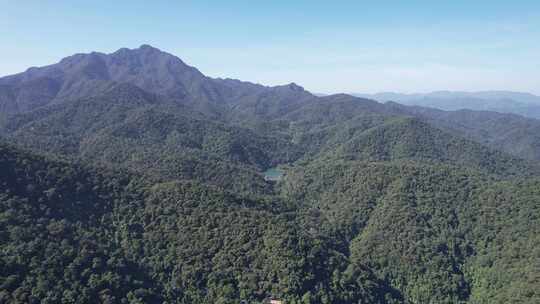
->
xmin=1 ymin=1 xmax=540 ymax=94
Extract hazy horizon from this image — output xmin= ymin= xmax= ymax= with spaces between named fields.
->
xmin=2 ymin=1 xmax=540 ymax=94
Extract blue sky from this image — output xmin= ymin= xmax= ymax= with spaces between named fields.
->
xmin=1 ymin=1 xmax=539 ymax=94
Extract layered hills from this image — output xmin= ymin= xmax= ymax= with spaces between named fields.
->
xmin=356 ymin=91 xmax=540 ymax=120
xmin=0 ymin=45 xmax=539 ymax=303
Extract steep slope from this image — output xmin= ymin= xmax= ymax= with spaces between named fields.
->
xmin=228 ymin=82 xmax=315 ymax=121
xmin=276 ymin=94 xmax=402 ymax=155
xmin=281 ymin=158 xmax=540 ymax=303
xmin=386 ymin=102 xmax=540 ymax=161
xmin=0 ymin=83 xmax=305 ymax=194
xmin=0 ymin=45 xmax=207 ymax=109
xmin=0 ymin=142 xmax=404 ymax=304
xmin=253 ymin=94 xmax=535 ymax=177
xmin=0 ymin=45 xmax=315 ymax=118
xmin=0 ymin=142 xmax=164 ymax=303
xmin=324 ymin=117 xmax=534 ymax=176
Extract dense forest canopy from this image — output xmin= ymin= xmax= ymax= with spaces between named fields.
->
xmin=0 ymin=45 xmax=539 ymax=303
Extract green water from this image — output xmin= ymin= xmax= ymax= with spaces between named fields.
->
xmin=264 ymin=168 xmax=283 ymax=181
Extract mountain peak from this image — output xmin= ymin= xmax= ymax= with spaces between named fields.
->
xmin=273 ymin=82 xmax=305 ymax=92
xmin=137 ymin=44 xmax=163 ymax=53
xmin=112 ymin=44 xmax=169 ymax=59
xmin=139 ymin=44 xmax=157 ymax=49
xmin=0 ymin=45 xmax=315 ymax=114
xmin=287 ymin=82 xmax=304 ymax=91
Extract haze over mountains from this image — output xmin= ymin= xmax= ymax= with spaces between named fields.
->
xmin=0 ymin=45 xmax=539 ymax=303
xmin=354 ymin=91 xmax=540 ymax=119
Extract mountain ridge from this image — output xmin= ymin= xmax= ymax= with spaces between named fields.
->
xmin=0 ymin=45 xmax=315 ymax=116
xmin=354 ymin=91 xmax=540 ymax=119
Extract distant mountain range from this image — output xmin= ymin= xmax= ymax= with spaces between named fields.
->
xmin=353 ymin=91 xmax=540 ymax=119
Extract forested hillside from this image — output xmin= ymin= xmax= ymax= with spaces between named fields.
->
xmin=281 ymin=158 xmax=540 ymax=303
xmin=1 ymin=45 xmax=539 ymax=303
xmin=0 ymin=143 xmax=404 ymax=303
xmin=386 ymin=102 xmax=540 ymax=161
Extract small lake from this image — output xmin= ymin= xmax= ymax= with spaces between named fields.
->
xmin=264 ymin=168 xmax=283 ymax=181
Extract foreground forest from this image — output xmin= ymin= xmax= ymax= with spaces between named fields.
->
xmin=0 ymin=45 xmax=539 ymax=303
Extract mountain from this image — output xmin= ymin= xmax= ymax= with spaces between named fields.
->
xmin=1 ymin=45 xmax=540 ymax=303
xmin=355 ymin=91 xmax=540 ymax=119
xmin=386 ymin=102 xmax=540 ymax=161
xmin=0 ymin=45 xmax=209 ymax=107
xmin=0 ymin=45 xmax=314 ymax=118
xmin=2 ymin=45 xmax=539 ymax=177
xmin=3 ymin=83 xmax=535 ymax=187
xmin=319 ymin=117 xmax=534 ymax=177
xmin=3 ymin=45 xmax=540 ymax=163
xmin=0 ymin=83 xmax=307 ymax=194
